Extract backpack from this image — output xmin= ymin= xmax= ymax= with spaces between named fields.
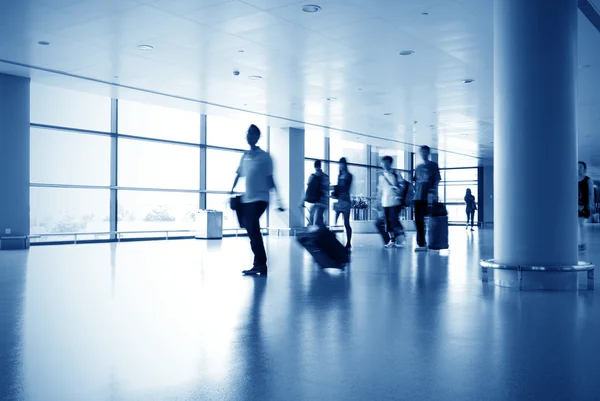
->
xmin=305 ymin=173 xmax=323 ymax=203
xmin=401 ymin=179 xmax=414 ymax=207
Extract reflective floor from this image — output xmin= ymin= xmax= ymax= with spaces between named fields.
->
xmin=1 ymin=226 xmax=600 ymax=401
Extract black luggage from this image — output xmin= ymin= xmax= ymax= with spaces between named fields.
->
xmin=375 ymin=217 xmax=391 ymax=245
xmin=297 ymin=227 xmax=349 ymax=269
xmin=428 ymin=202 xmax=449 ymax=250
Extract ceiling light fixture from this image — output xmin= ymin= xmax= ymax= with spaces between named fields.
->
xmin=398 ymin=50 xmax=414 ymax=56
xmin=238 ymin=49 xmax=245 ymax=53
xmin=37 ymin=41 xmax=50 ymax=46
xmin=421 ymin=12 xmax=429 ymax=15
xmin=463 ymin=78 xmax=475 ymax=83
xmin=302 ymin=4 xmax=321 ymax=12
xmin=137 ymin=44 xmax=154 ymax=51
xmin=248 ymin=75 xmax=262 ymax=80
xmin=327 ymin=97 xmax=337 ymax=101
xmin=383 ymin=113 xmax=393 ymax=116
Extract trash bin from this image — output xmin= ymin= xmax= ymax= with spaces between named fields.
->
xmin=195 ymin=210 xmax=223 ymax=239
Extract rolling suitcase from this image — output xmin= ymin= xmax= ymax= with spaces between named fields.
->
xmin=297 ymin=227 xmax=349 ymax=269
xmin=428 ymin=202 xmax=449 ymax=250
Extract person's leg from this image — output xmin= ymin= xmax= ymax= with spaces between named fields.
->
xmin=414 ymin=201 xmax=427 ymax=247
xmin=471 ymin=210 xmax=475 ymax=228
xmin=394 ymin=206 xmax=406 ymax=244
xmin=578 ymin=217 xmax=586 ymax=249
xmin=335 ymin=210 xmax=341 ymax=225
xmin=343 ymin=210 xmax=352 ymax=248
xmin=243 ymin=202 xmax=268 ymax=273
xmin=308 ymin=204 xmax=317 ymax=226
xmin=466 ymin=209 xmax=470 ymax=229
xmin=315 ymin=205 xmax=326 ymax=228
xmin=383 ymin=207 xmax=394 ymax=247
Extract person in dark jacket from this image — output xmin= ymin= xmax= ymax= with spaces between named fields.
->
xmin=464 ymin=188 xmax=477 ymax=231
xmin=333 ymin=157 xmax=353 ymax=250
xmin=578 ymin=161 xmax=595 ymax=251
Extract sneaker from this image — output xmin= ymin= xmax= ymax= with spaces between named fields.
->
xmin=385 ymin=241 xmax=395 ymax=249
xmin=415 ymin=246 xmax=428 ymax=252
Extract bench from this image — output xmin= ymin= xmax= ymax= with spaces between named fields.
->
xmin=0 ymin=236 xmax=30 ymax=250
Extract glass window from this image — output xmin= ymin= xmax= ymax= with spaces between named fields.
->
xmin=446 ymin=204 xmax=478 ymax=223
xmin=30 ymin=187 xmax=110 ymax=242
xmin=118 ymin=99 xmax=201 ymax=143
xmin=443 ymin=168 xmax=478 ymax=182
xmin=329 ymin=137 xmax=367 ymax=165
xmin=206 ymin=149 xmax=245 ymax=192
xmin=118 ymin=138 xmax=200 ymax=190
xmin=443 ymin=184 xmax=478 ymax=203
xmin=30 ymin=83 xmax=111 ymax=132
xmin=206 ymin=194 xmax=266 ymax=231
xmin=117 ymin=190 xmax=199 ymax=238
xmin=206 ymin=114 xmax=267 ymax=149
xmin=30 ymin=128 xmax=111 ymax=186
xmin=305 ymin=127 xmax=325 ymax=160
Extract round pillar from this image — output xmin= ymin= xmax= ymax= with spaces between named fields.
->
xmin=488 ymin=0 xmax=585 ymax=288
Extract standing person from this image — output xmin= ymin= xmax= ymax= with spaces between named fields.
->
xmin=578 ymin=161 xmax=594 ymax=251
xmin=231 ymin=124 xmax=284 ymax=275
xmin=378 ymin=156 xmax=407 ymax=248
xmin=412 ymin=145 xmax=441 ymax=252
xmin=464 ymin=188 xmax=477 ymax=231
xmin=302 ymin=160 xmax=330 ymax=227
xmin=332 ymin=157 xmax=353 ymax=250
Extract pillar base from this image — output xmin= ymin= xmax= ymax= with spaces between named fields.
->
xmin=480 ymin=259 xmax=594 ymax=291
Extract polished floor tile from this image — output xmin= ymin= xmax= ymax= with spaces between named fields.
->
xmin=1 ymin=226 xmax=600 ymax=401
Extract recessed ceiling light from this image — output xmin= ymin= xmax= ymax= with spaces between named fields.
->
xmin=463 ymin=79 xmax=475 ymax=83
xmin=238 ymin=49 xmax=245 ymax=53
xmin=421 ymin=12 xmax=429 ymax=15
xmin=399 ymin=50 xmax=415 ymax=56
xmin=327 ymin=97 xmax=337 ymax=101
xmin=137 ymin=44 xmax=154 ymax=51
xmin=383 ymin=113 xmax=393 ymax=116
xmin=302 ymin=4 xmax=321 ymax=12
xmin=357 ymin=88 xmax=362 ymax=91
xmin=248 ymin=75 xmax=262 ymax=80
xmin=37 ymin=41 xmax=50 ymax=46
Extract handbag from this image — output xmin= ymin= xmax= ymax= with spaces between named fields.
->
xmin=230 ymin=195 xmax=242 ymax=210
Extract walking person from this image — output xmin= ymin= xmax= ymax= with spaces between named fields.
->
xmin=412 ymin=145 xmax=441 ymax=252
xmin=301 ymin=160 xmax=330 ymax=227
xmin=464 ymin=188 xmax=477 ymax=231
xmin=578 ymin=161 xmax=594 ymax=252
xmin=378 ymin=156 xmax=407 ymax=248
xmin=332 ymin=157 xmax=353 ymax=251
xmin=231 ymin=124 xmax=285 ymax=275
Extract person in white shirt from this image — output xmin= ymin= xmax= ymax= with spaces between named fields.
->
xmin=378 ymin=156 xmax=407 ymax=248
xmin=231 ymin=124 xmax=284 ymax=275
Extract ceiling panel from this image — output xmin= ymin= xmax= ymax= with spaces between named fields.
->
xmin=0 ymin=0 xmax=598 ymax=169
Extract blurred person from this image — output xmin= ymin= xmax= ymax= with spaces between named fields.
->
xmin=464 ymin=188 xmax=477 ymax=231
xmin=301 ymin=160 xmax=330 ymax=227
xmin=231 ymin=124 xmax=284 ymax=275
xmin=578 ymin=161 xmax=594 ymax=251
xmin=412 ymin=145 xmax=441 ymax=252
xmin=378 ymin=156 xmax=407 ymax=248
xmin=332 ymin=157 xmax=353 ymax=250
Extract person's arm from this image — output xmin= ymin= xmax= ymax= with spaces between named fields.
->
xmin=231 ymin=155 xmax=244 ymax=193
xmin=432 ymin=163 xmax=442 ymax=198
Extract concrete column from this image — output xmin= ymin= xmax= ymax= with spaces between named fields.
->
xmin=269 ymin=127 xmax=305 ymax=232
xmin=0 ymin=74 xmax=30 ymax=243
xmin=481 ymin=166 xmax=493 ymax=226
xmin=494 ymin=0 xmax=578 ymax=266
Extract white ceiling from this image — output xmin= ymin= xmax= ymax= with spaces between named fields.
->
xmin=0 ymin=0 xmax=598 ymax=169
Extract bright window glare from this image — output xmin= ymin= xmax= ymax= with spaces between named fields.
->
xmin=118 ymin=138 xmax=200 ymax=190
xmin=30 ymin=128 xmax=110 ymax=186
xmin=118 ymin=100 xmax=201 ymax=143
xmin=30 ymin=83 xmax=111 ymax=132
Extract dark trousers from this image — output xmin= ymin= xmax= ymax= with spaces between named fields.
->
xmin=414 ymin=200 xmax=428 ymax=247
xmin=466 ymin=209 xmax=475 ymax=227
xmin=384 ymin=206 xmax=404 ymax=237
xmin=242 ymin=201 xmax=268 ymax=267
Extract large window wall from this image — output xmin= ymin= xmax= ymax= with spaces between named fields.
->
xmin=29 ymin=84 xmax=266 ymax=242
